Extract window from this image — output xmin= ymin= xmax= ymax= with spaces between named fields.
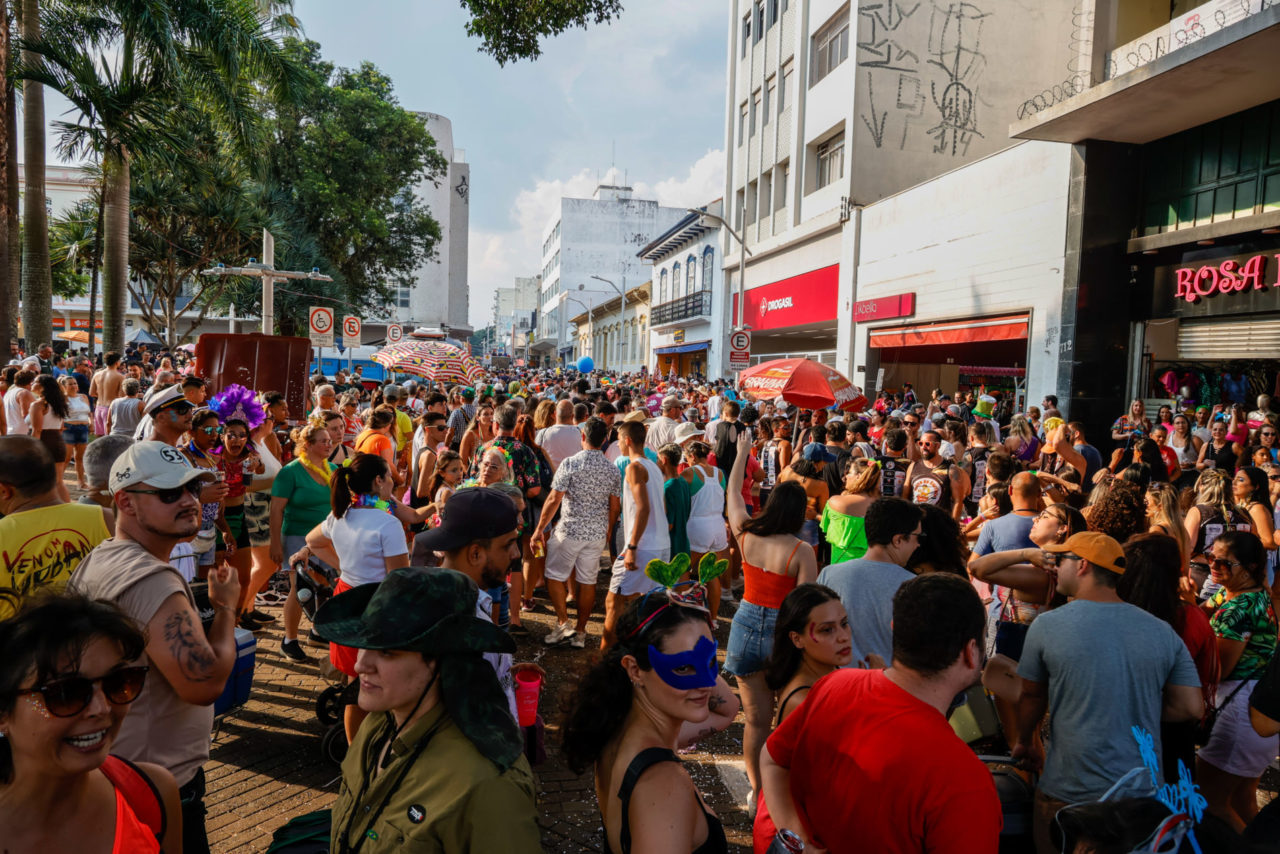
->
xmin=397 ymin=286 xmax=411 ymax=309
xmin=742 ymin=14 xmax=750 ymax=57
xmin=753 ymin=2 xmax=764 ymax=43
xmin=810 ymin=8 xmax=850 ymax=86
xmin=816 ymin=134 xmax=845 ymax=189
xmin=775 ymin=162 xmax=789 ymax=210
xmin=781 ymin=0 xmax=789 ymax=11
xmin=702 ymin=246 xmax=714 ymax=290
xmin=686 ymin=255 xmax=696 ymax=293
xmin=739 ymin=102 xmax=748 ymax=145
xmin=746 ymin=181 xmax=758 ymax=225
xmin=659 ymin=269 xmax=668 ymax=302
xmin=673 ymin=262 xmax=682 ymax=298
xmin=760 ymin=173 xmax=772 ymax=217
xmin=769 ymin=0 xmax=779 ymax=26
xmin=763 ymin=76 xmax=774 ymax=123
xmin=779 ymin=62 xmax=792 ymax=114
xmin=735 ymin=189 xmax=745 ymax=229
xmin=750 ymin=89 xmax=761 ymax=137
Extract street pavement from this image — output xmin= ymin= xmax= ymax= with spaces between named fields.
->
xmin=204 ymin=571 xmax=753 ymax=853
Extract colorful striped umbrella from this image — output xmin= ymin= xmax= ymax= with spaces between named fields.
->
xmin=372 ymin=340 xmax=485 ymax=384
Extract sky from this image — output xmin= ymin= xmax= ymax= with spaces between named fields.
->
xmin=33 ymin=0 xmax=730 ymax=330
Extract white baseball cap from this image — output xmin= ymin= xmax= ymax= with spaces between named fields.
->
xmin=109 ymin=441 xmax=216 ymax=494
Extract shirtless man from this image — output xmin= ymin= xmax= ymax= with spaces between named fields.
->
xmin=90 ymin=352 xmax=126 ymax=436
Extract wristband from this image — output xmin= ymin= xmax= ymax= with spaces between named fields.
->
xmin=627 ymin=544 xmax=637 ymax=551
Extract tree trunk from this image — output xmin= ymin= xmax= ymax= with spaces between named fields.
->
xmin=6 ymin=75 xmax=18 ymax=347
xmin=19 ymin=0 xmax=50 ymax=351
xmin=0 ymin=2 xmax=11 ymax=356
xmin=101 ymin=150 xmax=130 ymax=353
xmin=87 ymin=181 xmax=104 ymax=357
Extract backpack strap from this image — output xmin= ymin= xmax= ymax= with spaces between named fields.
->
xmin=100 ymin=755 xmax=166 ymax=842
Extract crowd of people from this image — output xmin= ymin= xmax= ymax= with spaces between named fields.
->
xmin=1 ymin=343 xmax=1279 ymax=853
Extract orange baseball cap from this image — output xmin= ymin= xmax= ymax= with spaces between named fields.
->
xmin=1044 ymin=531 xmax=1126 ymax=575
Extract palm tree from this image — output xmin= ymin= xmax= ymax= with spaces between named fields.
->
xmin=19 ymin=0 xmax=51 ymax=350
xmin=0 ymin=1 xmax=12 ymax=352
xmin=18 ymin=0 xmax=301 ymax=351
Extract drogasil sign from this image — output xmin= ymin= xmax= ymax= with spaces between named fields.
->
xmin=759 ymin=296 xmax=794 ymax=317
xmin=1173 ymin=254 xmax=1279 ymax=303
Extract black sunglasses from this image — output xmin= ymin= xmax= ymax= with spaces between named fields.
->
xmin=1048 ymin=552 xmax=1082 ymax=566
xmin=17 ymin=665 xmax=149 ymax=717
xmin=125 ymin=480 xmax=204 ymax=503
xmin=159 ymin=401 xmax=195 ymax=416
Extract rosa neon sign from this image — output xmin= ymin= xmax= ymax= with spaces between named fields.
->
xmin=1174 ymin=254 xmax=1279 ymax=303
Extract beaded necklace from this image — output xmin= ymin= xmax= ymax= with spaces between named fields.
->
xmin=299 ymin=452 xmax=332 ymax=486
xmin=353 ymin=493 xmax=394 ymax=514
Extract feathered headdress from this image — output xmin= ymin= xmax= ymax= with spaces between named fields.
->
xmin=644 ymin=553 xmax=729 ymax=616
xmin=209 ymin=384 xmax=265 ymax=429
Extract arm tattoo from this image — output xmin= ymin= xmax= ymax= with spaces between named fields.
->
xmin=163 ymin=609 xmax=216 ymax=682
xmin=707 ymin=694 xmax=725 ymax=713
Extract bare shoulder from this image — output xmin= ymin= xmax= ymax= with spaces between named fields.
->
xmin=629 ymin=757 xmax=697 ymax=804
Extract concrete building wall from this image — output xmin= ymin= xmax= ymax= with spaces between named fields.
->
xmin=849 ymin=140 xmax=1073 ymax=404
xmin=407 ymin=112 xmax=470 ymax=334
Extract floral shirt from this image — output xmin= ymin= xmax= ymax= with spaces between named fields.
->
xmin=1208 ymin=588 xmax=1278 ymax=681
xmin=1111 ymin=415 xmax=1152 ymax=437
xmin=550 ymin=449 xmax=620 ymax=542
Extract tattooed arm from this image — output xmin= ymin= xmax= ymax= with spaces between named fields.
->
xmin=677 ymin=675 xmax=740 ymax=748
xmin=145 ymin=591 xmax=238 ymax=705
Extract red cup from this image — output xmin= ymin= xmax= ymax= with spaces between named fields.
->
xmin=514 ymin=669 xmax=542 ymax=727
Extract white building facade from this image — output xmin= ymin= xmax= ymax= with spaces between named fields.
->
xmin=569 ymin=282 xmax=651 ymax=374
xmin=722 ymin=0 xmax=1084 ymax=376
xmin=492 ymin=275 xmax=540 ymax=358
xmin=639 ymin=201 xmax=728 ymax=380
xmin=533 ymin=184 xmax=686 ymax=366
xmin=400 ymin=112 xmax=471 ymax=337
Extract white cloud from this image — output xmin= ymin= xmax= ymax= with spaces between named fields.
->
xmin=468 ymin=151 xmax=725 ymax=327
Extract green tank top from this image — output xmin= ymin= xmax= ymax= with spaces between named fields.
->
xmin=820 ymin=505 xmax=868 ymax=564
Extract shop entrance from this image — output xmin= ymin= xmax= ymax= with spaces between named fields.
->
xmin=655 ymin=343 xmax=708 ymax=380
xmin=866 ymin=313 xmax=1030 ymax=410
xmin=1138 ymin=315 xmax=1280 ymax=411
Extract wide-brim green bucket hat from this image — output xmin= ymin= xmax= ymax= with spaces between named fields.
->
xmin=313 ymin=567 xmax=514 ymax=657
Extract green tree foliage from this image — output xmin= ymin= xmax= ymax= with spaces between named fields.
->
xmin=460 ymin=0 xmax=623 ymax=65
xmin=48 ymin=197 xmax=96 ymax=298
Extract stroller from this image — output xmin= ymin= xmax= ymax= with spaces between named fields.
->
xmin=293 ymin=557 xmax=358 ymax=766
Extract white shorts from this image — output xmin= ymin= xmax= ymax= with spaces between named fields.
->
xmin=608 ymin=547 xmax=669 ymax=597
xmin=545 ymin=531 xmax=607 ymax=585
xmin=1198 ymin=679 xmax=1278 ymax=777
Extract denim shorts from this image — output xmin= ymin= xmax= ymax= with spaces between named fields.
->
xmin=724 ymin=600 xmax=779 ymax=677
xmin=799 ymin=519 xmax=821 ymax=546
xmin=61 ymin=423 xmax=90 ymax=445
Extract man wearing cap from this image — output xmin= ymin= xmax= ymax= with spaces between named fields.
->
xmin=412 ymin=487 xmax=524 ymax=720
xmin=133 ymin=384 xmax=189 ymax=443
xmin=645 ymin=395 xmax=684 ymax=453
xmin=71 ymin=441 xmax=239 ymax=854
xmin=316 ymin=568 xmax=541 ymax=853
xmin=0 ymin=436 xmax=113 ymax=617
xmin=532 ymin=417 xmax=621 ymax=648
xmin=1013 ymin=531 xmax=1204 ymax=854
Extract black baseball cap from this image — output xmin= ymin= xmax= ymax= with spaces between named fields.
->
xmin=414 ymin=487 xmax=520 ymax=552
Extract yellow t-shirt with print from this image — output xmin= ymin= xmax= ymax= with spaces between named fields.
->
xmin=395 ymin=409 xmax=414 ymax=452
xmin=0 ymin=503 xmax=111 ymax=619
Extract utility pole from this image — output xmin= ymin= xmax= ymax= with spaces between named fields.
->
xmin=200 ymin=229 xmax=332 ymax=334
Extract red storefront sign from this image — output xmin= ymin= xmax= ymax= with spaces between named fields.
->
xmin=732 ymin=264 xmax=838 ymax=330
xmin=51 ymin=318 xmax=105 ymax=330
xmin=1173 ymin=254 xmax=1280 ymax=303
xmin=854 ymin=292 xmax=915 ymax=322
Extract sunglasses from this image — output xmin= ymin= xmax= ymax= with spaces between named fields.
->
xmin=17 ymin=665 xmax=149 ymax=717
xmin=1211 ymin=558 xmax=1243 ymax=573
xmin=159 ymin=401 xmax=195 ymax=416
xmin=1048 ymin=552 xmax=1082 ymax=566
xmin=125 ymin=480 xmax=204 ymax=503
xmin=1270 ymin=475 xmax=1280 ymax=482
xmin=903 ymin=420 xmax=919 ymax=427
xmin=197 ymin=425 xmax=224 ymax=436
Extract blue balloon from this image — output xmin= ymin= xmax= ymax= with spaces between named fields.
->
xmin=577 ymin=356 xmax=595 ymax=373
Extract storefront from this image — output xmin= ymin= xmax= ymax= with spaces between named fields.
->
xmin=653 ymin=338 xmax=711 ymax=379
xmin=1132 ymin=241 xmax=1280 ymax=410
xmin=733 ymin=264 xmax=840 ymax=366
xmin=859 ymin=294 xmax=1034 ymax=409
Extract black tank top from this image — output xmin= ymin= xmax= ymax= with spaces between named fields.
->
xmin=876 ymin=454 xmax=908 ymax=498
xmin=1206 ymin=441 xmax=1238 ymax=476
xmin=607 ymin=748 xmax=728 ymax=854
xmin=965 ymin=446 xmax=991 ymax=502
xmin=1192 ymin=502 xmax=1252 ymax=558
xmin=909 ymin=459 xmax=953 ymax=509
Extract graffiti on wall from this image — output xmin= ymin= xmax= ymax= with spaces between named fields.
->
xmin=857 ymin=1 xmax=989 ymax=156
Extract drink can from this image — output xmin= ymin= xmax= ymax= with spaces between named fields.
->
xmin=767 ymin=829 xmax=805 ymax=853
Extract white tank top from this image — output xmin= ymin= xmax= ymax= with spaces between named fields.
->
xmin=689 ymin=464 xmax=726 ymax=519
xmin=3 ymin=387 xmax=29 ymax=435
xmin=65 ymin=395 xmax=92 ymax=424
xmin=1169 ymin=434 xmax=1197 ymax=466
xmin=622 ymin=456 xmax=670 ymax=551
xmin=29 ymin=403 xmax=62 ymax=432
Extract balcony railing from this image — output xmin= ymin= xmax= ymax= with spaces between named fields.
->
xmin=652 ymin=290 xmax=712 ymax=326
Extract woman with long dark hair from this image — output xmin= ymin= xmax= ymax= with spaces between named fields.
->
xmin=724 ymin=430 xmax=816 ymax=810
xmin=1184 ymin=469 xmax=1254 ymax=597
xmin=305 ymin=452 xmax=409 ymax=740
xmin=561 ymin=593 xmax=728 ymax=854
xmin=1197 ymin=531 xmax=1277 ymax=831
xmin=905 ymin=504 xmax=969 ymax=576
xmin=27 ymin=374 xmax=70 ymax=501
xmin=763 ymin=583 xmax=851 ymax=725
xmin=0 ymin=594 xmax=180 ymax=854
xmin=1118 ymin=533 xmax=1218 ymax=784
xmin=1232 ymin=466 xmax=1276 ymax=553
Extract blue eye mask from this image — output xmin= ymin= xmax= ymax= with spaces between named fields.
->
xmin=647 ymin=635 xmax=718 ymax=690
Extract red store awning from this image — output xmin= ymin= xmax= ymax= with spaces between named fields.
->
xmin=868 ymin=313 xmax=1029 ymax=349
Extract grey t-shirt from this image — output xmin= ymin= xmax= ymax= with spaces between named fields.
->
xmin=816 ymin=558 xmax=914 ymax=665
xmin=1018 ymin=600 xmax=1200 ymax=802
xmin=109 ymin=395 xmax=142 ymax=437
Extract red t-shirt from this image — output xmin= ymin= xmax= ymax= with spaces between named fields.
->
xmin=1175 ymin=603 xmax=1220 ymax=705
xmin=757 ymin=669 xmax=1001 ymax=854
xmin=709 ymin=449 xmax=762 ymax=513
xmin=1158 ymin=445 xmax=1179 ymax=481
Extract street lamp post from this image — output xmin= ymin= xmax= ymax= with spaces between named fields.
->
xmin=564 ymin=295 xmax=593 ymax=365
xmin=200 ymin=229 xmax=333 ymax=334
xmin=688 ymin=207 xmax=753 ymax=332
xmin=590 ymin=275 xmax=636 ymax=370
